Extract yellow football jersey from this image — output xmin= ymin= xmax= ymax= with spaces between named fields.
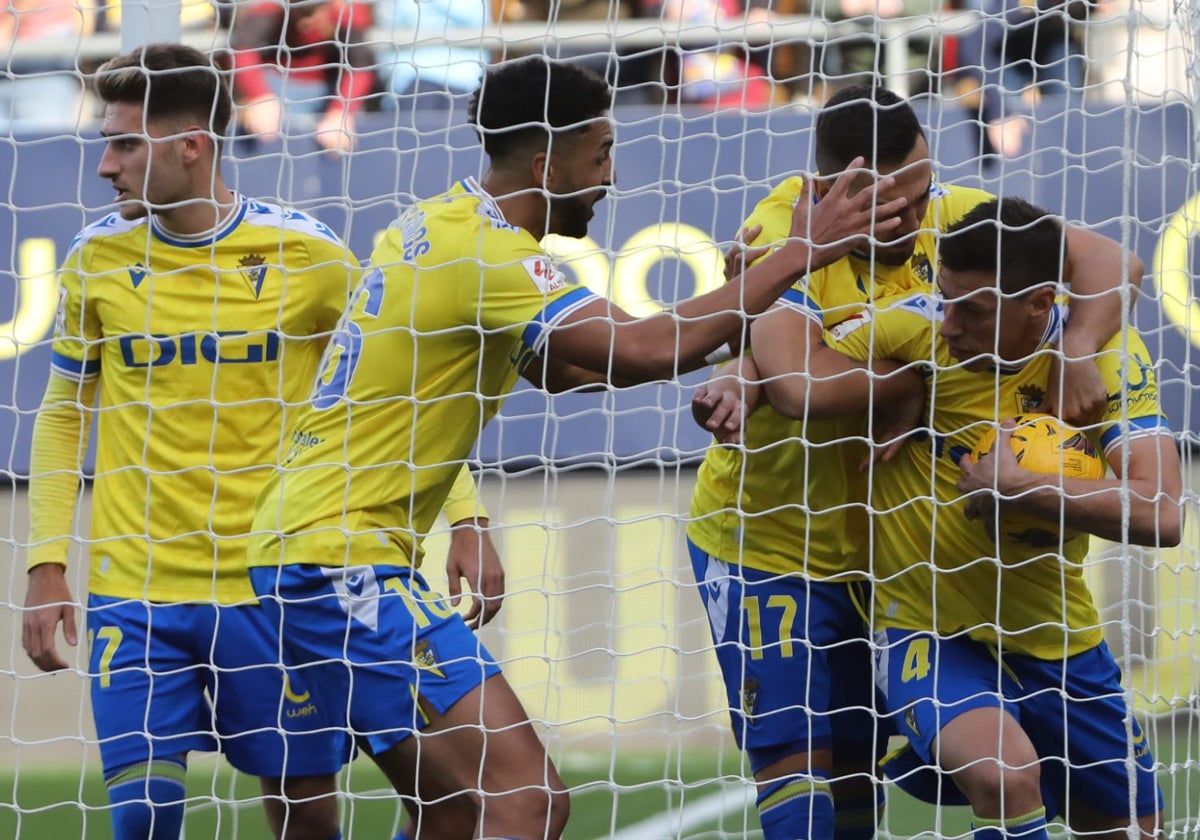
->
xmin=49 ymin=197 xmax=358 ymax=603
xmin=830 ymin=294 xmax=1169 ymax=658
xmin=248 ymin=177 xmax=598 ymax=571
xmin=688 ymin=179 xmax=993 ymax=578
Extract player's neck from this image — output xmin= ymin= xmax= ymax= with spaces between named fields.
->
xmin=153 ymin=184 xmax=238 ymax=237
xmin=479 ymin=171 xmax=548 ymax=240
xmin=1003 ymin=310 xmax=1053 ymax=364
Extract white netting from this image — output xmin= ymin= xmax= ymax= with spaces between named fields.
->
xmin=1 ymin=1 xmax=1198 ymax=838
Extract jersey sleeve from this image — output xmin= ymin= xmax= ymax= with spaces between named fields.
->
xmin=825 ymin=293 xmax=937 ymax=364
xmin=28 ymin=374 xmax=97 ymax=569
xmin=1094 ymin=328 xmax=1171 ymax=455
xmin=442 ymin=463 xmax=489 ymax=524
xmin=49 ymin=246 xmax=102 ymax=383
xmin=305 ymin=234 xmax=362 ymax=333
xmin=472 ymin=236 xmax=598 ymax=357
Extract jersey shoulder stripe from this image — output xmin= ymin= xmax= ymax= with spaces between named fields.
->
xmin=240 ymin=199 xmax=344 ymax=247
xmin=65 ymin=212 xmax=146 ymax=260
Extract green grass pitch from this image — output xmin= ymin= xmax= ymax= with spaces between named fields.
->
xmin=2 ymin=737 xmax=1196 ymax=839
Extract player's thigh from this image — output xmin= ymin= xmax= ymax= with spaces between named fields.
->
xmin=86 ymin=596 xmax=214 ymax=775
xmin=1017 ymin=641 xmax=1162 ymax=824
xmin=206 ymin=603 xmax=351 ymax=779
xmin=688 ymin=541 xmax=861 ymax=760
xmin=374 ymin=671 xmax=564 ymax=804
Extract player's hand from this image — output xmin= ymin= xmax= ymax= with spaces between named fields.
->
xmin=22 ymin=563 xmax=78 ymax=672
xmin=240 ymin=96 xmax=282 ymax=140
xmin=723 ymin=225 xmax=769 ymax=283
xmin=692 ymin=379 xmax=754 ymax=446
xmin=955 ymin=421 xmax=1034 ymax=537
xmin=315 ymin=108 xmax=355 ymax=154
xmin=1045 ymin=346 xmax=1106 ymax=426
xmin=790 ymin=159 xmax=909 ymax=269
xmin=446 ymin=519 xmax=504 ymax=629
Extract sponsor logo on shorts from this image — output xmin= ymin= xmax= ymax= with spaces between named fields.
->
xmin=283 ymin=674 xmax=318 ymax=719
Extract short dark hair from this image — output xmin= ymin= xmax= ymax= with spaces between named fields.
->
xmin=95 ymin=43 xmax=232 ymax=139
xmin=814 ymin=85 xmax=924 ymax=175
xmin=468 ymin=56 xmax=612 ymax=164
xmin=940 ymin=197 xmax=1067 ymax=295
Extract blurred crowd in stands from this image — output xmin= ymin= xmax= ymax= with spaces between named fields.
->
xmin=0 ymin=0 xmax=1191 ymax=158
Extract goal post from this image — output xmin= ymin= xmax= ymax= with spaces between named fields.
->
xmin=2 ymin=3 xmax=1199 ymax=839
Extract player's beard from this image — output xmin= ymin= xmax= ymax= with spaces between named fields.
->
xmin=549 ymin=194 xmax=594 ymax=239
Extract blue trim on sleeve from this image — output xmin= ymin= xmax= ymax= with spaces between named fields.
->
xmin=1100 ymin=415 xmax=1169 ymax=452
xmin=521 ymin=286 xmax=598 ymax=352
xmin=779 ymin=287 xmax=821 ymax=315
xmin=50 ymin=350 xmax=100 ymax=381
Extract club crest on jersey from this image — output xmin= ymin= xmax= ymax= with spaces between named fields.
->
xmin=910 ymin=255 xmax=932 ymax=287
xmin=1016 ymin=384 xmax=1045 ymax=414
xmin=522 ymin=257 xmax=570 ymax=294
xmin=740 ymin=678 xmax=760 ymax=718
xmin=238 ymin=253 xmax=269 ymax=298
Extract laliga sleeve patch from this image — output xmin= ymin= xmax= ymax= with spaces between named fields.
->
xmin=828 ymin=309 xmax=873 ymax=341
xmin=54 ymin=284 xmax=69 ymax=338
xmin=522 ymin=257 xmax=571 ymax=293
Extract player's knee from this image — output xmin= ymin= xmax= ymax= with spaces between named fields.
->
xmin=957 ymin=759 xmax=1042 ymax=817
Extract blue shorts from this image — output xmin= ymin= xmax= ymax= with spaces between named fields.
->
xmin=688 ymin=539 xmax=884 ymax=764
xmin=248 ymin=563 xmax=501 ymax=757
xmin=86 ymin=596 xmax=352 ymax=778
xmin=877 ymin=629 xmax=1162 ymax=819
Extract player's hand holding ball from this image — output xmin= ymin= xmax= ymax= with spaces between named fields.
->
xmin=956 ymin=412 xmax=1105 ymax=543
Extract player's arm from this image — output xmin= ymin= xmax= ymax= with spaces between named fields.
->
xmin=957 ymin=422 xmax=1182 ymax=547
xmin=24 ymin=373 xmax=96 ymax=672
xmin=541 ymin=161 xmax=909 ymax=383
xmin=750 ymin=305 xmax=919 ymax=421
xmin=442 ymin=464 xmax=503 ymax=628
xmin=1051 ymin=225 xmax=1146 ymax=424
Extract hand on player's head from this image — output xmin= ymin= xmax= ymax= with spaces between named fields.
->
xmin=793 ymin=158 xmax=908 ymax=268
xmin=723 ymin=225 xmax=768 ymax=282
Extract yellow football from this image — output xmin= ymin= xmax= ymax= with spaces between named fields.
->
xmin=970 ymin=413 xmax=1106 ymax=545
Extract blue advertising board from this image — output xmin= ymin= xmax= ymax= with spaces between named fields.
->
xmin=0 ymin=100 xmax=1196 ymax=476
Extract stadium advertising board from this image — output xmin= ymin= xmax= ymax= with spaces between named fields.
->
xmin=0 ymin=101 xmax=1195 ymax=476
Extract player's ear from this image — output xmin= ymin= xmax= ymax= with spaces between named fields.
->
xmin=532 ymin=151 xmax=552 ymax=188
xmin=1027 ymin=284 xmax=1056 ymax=315
xmin=178 ymin=126 xmax=209 ymax=166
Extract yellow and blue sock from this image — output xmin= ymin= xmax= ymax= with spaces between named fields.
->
xmin=105 ymin=757 xmax=187 ymax=840
xmin=972 ymin=806 xmax=1050 ymax=840
xmin=756 ymin=771 xmax=834 ymax=840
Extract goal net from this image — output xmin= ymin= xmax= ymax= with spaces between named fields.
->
xmin=1 ymin=0 xmax=1198 ymax=838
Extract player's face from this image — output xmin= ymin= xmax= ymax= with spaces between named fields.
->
xmin=937 ymin=267 xmax=1049 ymax=370
xmin=831 ymin=135 xmax=933 ymax=266
xmin=546 ymin=118 xmax=614 ymax=239
xmin=97 ymin=101 xmax=191 ymax=221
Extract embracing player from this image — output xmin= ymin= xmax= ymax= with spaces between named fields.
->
xmin=21 ymin=43 xmax=498 ymax=840
xmin=828 ymin=197 xmax=1179 ymax=838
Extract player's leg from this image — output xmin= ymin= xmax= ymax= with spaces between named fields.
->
xmin=206 ymin=603 xmax=350 ymax=840
xmin=1015 ymin=641 xmax=1164 ymax=840
xmin=688 ymin=540 xmax=843 ymax=840
xmin=353 ymin=733 xmax=478 ymax=840
xmin=878 ymin=630 xmax=1049 ymax=840
xmin=371 ymin=673 xmax=569 ymax=840
xmin=86 ymin=596 xmax=217 ymax=840
xmin=248 ymin=561 xmax=565 ymax=840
